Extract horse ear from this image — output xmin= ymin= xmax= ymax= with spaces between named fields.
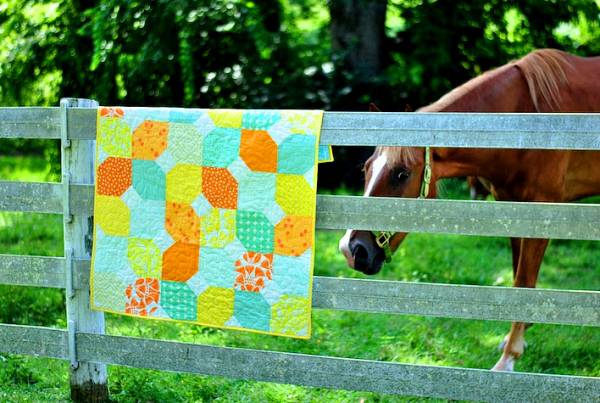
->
xmin=369 ymin=103 xmax=382 ymax=112
xmin=404 ymin=104 xmax=413 ymax=112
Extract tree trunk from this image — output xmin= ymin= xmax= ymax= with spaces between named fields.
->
xmin=329 ymin=0 xmax=387 ymax=83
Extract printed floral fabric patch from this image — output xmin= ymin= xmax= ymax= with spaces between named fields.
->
xmin=91 ymin=107 xmax=326 ymax=338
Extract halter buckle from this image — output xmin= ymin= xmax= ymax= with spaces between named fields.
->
xmin=374 ymin=231 xmax=393 ymax=263
xmin=374 ymin=231 xmax=392 ymax=248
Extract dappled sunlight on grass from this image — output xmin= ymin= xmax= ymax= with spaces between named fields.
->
xmin=0 ymin=155 xmax=59 ymax=182
xmin=0 ymin=356 xmax=69 ymax=401
xmin=520 ymin=325 xmax=600 ymax=376
xmin=479 ymin=331 xmax=505 ymax=351
xmin=538 ymin=240 xmax=600 ymax=290
xmin=0 ymin=212 xmax=63 ymax=256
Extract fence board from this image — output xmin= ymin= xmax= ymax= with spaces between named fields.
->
xmin=312 ymin=277 xmax=599 ymax=326
xmin=0 ymin=255 xmax=596 ymax=326
xmin=64 ymin=109 xmax=600 ymax=150
xmin=77 ymin=332 xmax=600 ymax=402
xmin=317 ymin=195 xmax=600 ymax=240
xmin=0 ymin=107 xmax=60 ymax=139
xmin=0 ymin=324 xmax=596 ymax=402
xmin=0 ymin=255 xmax=88 ymax=289
xmin=0 ymin=255 xmax=65 ymax=288
xmin=0 ymin=324 xmax=67 ymax=359
xmin=67 ymin=108 xmax=96 ymax=140
xmin=321 ymin=112 xmax=600 ymax=149
xmin=0 ymin=181 xmax=63 ymax=214
xmin=0 ymin=181 xmax=92 ymax=214
xmin=4 ymin=182 xmax=600 ymax=240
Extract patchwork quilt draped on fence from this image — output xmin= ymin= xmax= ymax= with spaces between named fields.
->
xmin=91 ymin=107 xmax=327 ymax=338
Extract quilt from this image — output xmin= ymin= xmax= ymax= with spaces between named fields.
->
xmin=90 ymin=107 xmax=327 ymax=338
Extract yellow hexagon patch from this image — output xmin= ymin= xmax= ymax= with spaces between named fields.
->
xmin=208 ymin=110 xmax=243 ymax=128
xmin=197 ymin=287 xmax=235 ymax=326
xmin=95 ymin=196 xmax=130 ymax=236
xmin=166 ymin=164 xmax=202 ymax=203
xmin=275 ymin=174 xmax=315 ymax=216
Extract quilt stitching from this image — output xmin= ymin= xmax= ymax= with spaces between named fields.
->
xmin=91 ymin=107 xmax=325 ymax=338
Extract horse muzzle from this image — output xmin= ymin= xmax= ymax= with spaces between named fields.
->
xmin=339 ymin=230 xmax=386 ymax=275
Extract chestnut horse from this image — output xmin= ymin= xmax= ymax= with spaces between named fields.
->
xmin=339 ymin=49 xmax=600 ymax=371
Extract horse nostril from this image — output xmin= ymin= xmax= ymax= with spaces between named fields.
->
xmin=352 ymin=244 xmax=368 ymax=265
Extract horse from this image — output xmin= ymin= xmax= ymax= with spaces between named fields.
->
xmin=339 ymin=49 xmax=600 ymax=371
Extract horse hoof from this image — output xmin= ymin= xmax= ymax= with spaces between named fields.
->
xmin=491 ymin=356 xmax=515 ymax=372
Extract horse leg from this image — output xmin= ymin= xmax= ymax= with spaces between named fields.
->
xmin=498 ymin=237 xmax=523 ymax=351
xmin=510 ymin=237 xmax=522 ymax=278
xmin=492 ymin=238 xmax=549 ymax=371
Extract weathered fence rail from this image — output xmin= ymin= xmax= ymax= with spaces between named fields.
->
xmin=0 ymin=323 xmax=597 ymax=402
xmin=0 ymin=254 xmax=597 ymax=326
xmin=0 ymin=104 xmax=598 ymax=402
xmin=4 ymin=107 xmax=600 ymax=149
xmin=3 ymin=181 xmax=600 ymax=240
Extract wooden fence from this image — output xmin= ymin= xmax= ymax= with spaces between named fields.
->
xmin=0 ymin=100 xmax=598 ymax=402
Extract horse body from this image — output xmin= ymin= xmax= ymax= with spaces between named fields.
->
xmin=339 ymin=49 xmax=600 ymax=371
xmin=423 ymin=50 xmax=600 ymax=203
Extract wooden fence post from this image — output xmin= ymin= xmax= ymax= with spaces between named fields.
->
xmin=61 ymin=98 xmax=109 ymax=402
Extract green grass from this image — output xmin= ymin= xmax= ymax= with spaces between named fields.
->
xmin=0 ymin=155 xmax=60 ymax=183
xmin=0 ymin=155 xmax=598 ymax=402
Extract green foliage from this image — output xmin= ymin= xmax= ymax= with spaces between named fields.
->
xmin=382 ymin=0 xmax=600 ymax=107
xmin=0 ymin=357 xmax=68 ymax=401
xmin=1 ymin=1 xmax=599 ymax=189
xmin=0 ymin=0 xmax=332 ymax=108
xmin=0 ymin=356 xmax=39 ymax=385
xmin=3 ymin=0 xmax=596 ymax=110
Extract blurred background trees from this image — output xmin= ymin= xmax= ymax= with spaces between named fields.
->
xmin=1 ymin=0 xmax=599 ymax=188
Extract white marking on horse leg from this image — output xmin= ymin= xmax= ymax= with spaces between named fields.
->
xmin=339 ymin=229 xmax=355 ymax=267
xmin=365 ymin=153 xmax=388 ymax=196
xmin=492 ymin=353 xmax=516 ymax=372
xmin=491 ymin=323 xmax=527 ymax=371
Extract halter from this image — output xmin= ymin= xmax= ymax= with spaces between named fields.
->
xmin=373 ymin=146 xmax=432 ymax=263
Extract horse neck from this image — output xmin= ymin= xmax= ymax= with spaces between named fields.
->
xmin=420 ymin=64 xmax=535 ymax=181
xmin=420 ymin=64 xmax=535 ymax=113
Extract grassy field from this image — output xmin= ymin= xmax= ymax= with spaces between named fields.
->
xmin=0 ymin=154 xmax=598 ymax=402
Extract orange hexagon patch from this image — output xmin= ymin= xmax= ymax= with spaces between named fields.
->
xmin=274 ymin=216 xmax=313 ymax=257
xmin=132 ymin=120 xmax=169 ymax=160
xmin=165 ymin=201 xmax=201 ymax=244
xmin=162 ymin=242 xmax=199 ymax=282
xmin=240 ymin=129 xmax=277 ymax=173
xmin=97 ymin=157 xmax=132 ymax=196
xmin=202 ymin=167 xmax=238 ymax=209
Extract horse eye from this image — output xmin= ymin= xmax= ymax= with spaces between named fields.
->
xmin=394 ymin=169 xmax=410 ymax=183
xmin=397 ymin=170 xmax=410 ymax=181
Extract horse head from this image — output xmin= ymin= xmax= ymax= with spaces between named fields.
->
xmin=339 ymin=105 xmax=434 ymax=275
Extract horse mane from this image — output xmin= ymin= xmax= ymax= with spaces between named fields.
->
xmin=513 ymin=49 xmax=572 ymax=112
xmin=378 ymin=49 xmax=573 ymax=166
